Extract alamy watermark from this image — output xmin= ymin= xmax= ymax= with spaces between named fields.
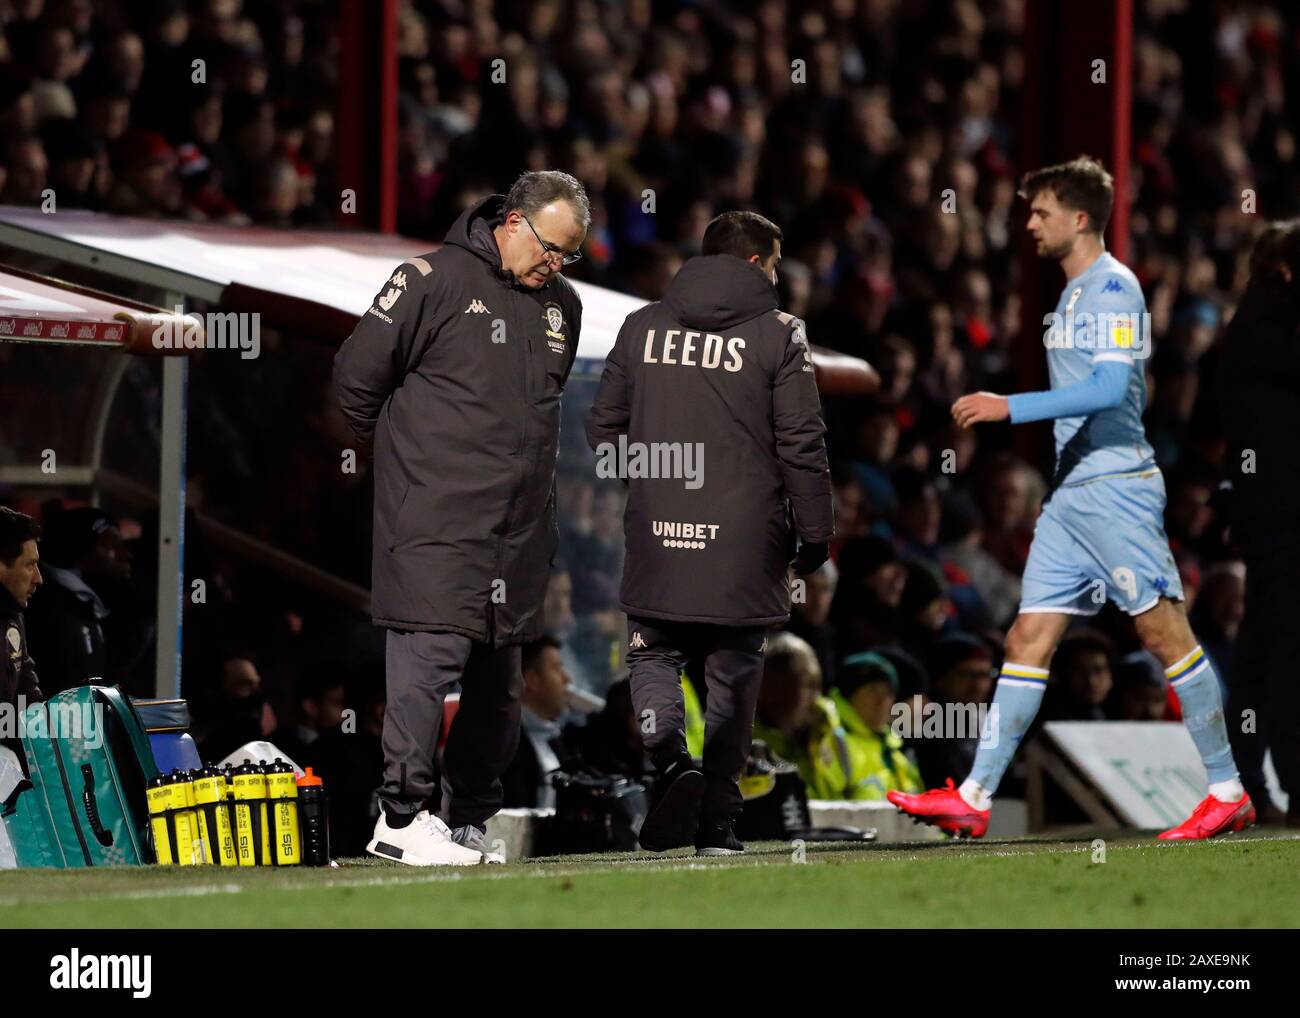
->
xmin=892 ymin=700 xmax=1000 ymax=748
xmin=0 ymin=697 xmax=103 ymax=750
xmin=595 ymin=435 xmax=704 ymax=490
xmin=50 ymin=950 xmax=150 ymax=998
xmin=152 ymin=306 xmax=261 ymax=360
xmin=1042 ymin=309 xmax=1152 ymax=359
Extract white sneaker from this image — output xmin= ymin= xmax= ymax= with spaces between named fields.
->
xmin=367 ymin=809 xmax=483 ymax=867
xmin=452 ymin=824 xmax=506 ymax=864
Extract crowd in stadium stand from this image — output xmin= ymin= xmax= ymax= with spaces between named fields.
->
xmin=3 ymin=0 xmax=1297 ymax=837
xmin=0 ymin=0 xmax=338 ymax=224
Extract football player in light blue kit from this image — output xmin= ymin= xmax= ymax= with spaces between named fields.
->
xmin=889 ymin=156 xmax=1255 ymax=840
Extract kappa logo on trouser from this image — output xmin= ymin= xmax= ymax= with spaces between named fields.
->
xmin=630 ymin=632 xmax=647 ymax=649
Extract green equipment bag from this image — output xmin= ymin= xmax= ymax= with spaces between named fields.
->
xmin=1 ymin=777 xmax=64 ymax=867
xmin=16 ymin=685 xmax=159 ymax=867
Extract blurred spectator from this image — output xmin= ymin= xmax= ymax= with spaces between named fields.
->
xmin=1189 ymin=560 xmax=1244 ymax=702
xmin=1042 ymin=629 xmax=1116 ymax=723
xmin=24 ymin=506 xmax=130 ymax=695
xmin=2 ymin=133 xmax=47 ymax=203
xmin=978 ymin=454 xmax=1043 ymax=577
xmin=193 ymin=649 xmax=277 ymax=764
xmin=754 ymin=629 xmax=894 ymax=806
xmin=1110 ymin=650 xmax=1170 ymax=722
xmin=785 ymin=558 xmax=838 ymax=691
xmin=912 ymin=634 xmax=996 ymax=788
xmin=1218 ymin=219 xmax=1300 ymax=825
xmin=829 ymin=651 xmax=923 ymax=800
xmin=502 ymin=635 xmax=571 ymax=810
xmin=304 ymin=673 xmax=385 ymax=858
xmin=41 ymin=115 xmax=105 ymax=207
xmin=897 ymin=557 xmax=952 ymax=665
xmin=269 ymin=671 xmax=345 ymax=767
xmin=107 ymin=127 xmax=181 ymax=216
xmin=939 ymin=493 xmax=1021 ymax=630
xmin=543 ymin=562 xmax=612 ymax=697
xmin=831 ymin=535 xmax=906 ymax=652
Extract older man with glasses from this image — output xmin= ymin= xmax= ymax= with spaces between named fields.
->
xmin=335 ymin=170 xmax=588 ymax=866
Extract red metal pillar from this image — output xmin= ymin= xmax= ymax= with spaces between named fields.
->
xmin=1016 ymin=0 xmax=1133 ymax=449
xmin=335 ymin=0 xmax=398 ymax=233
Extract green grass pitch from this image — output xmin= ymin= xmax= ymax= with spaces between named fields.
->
xmin=2 ymin=831 xmax=1297 ymax=928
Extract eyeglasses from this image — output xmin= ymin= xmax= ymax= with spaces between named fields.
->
xmin=521 ymin=213 xmax=583 ymax=266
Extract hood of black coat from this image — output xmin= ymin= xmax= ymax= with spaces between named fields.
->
xmin=442 ymin=194 xmax=536 ymax=290
xmin=662 ymin=254 xmax=779 ymax=331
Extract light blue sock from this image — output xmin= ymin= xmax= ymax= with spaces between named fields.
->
xmin=1167 ymin=646 xmax=1237 ymax=784
xmin=966 ymin=663 xmax=1049 ymax=794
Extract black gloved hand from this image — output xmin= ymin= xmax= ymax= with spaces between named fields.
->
xmin=791 ymin=541 xmax=829 ymax=576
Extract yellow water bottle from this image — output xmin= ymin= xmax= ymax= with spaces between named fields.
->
xmin=193 ymin=766 xmax=238 ymax=866
xmin=265 ymin=759 xmax=301 ymax=866
xmin=231 ymin=762 xmax=271 ymax=865
xmin=146 ymin=774 xmax=174 ymax=865
xmin=164 ymin=770 xmax=201 ymax=865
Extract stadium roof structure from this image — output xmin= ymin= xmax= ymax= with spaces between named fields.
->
xmin=0 ymin=205 xmax=875 ymax=387
xmin=0 ymin=205 xmax=642 ymax=366
xmin=0 ymin=264 xmax=182 ymax=351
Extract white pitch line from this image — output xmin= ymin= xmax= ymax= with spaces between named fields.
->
xmin=0 ymin=857 xmax=771 ymax=907
xmin=0 ymin=882 xmax=245 ymax=908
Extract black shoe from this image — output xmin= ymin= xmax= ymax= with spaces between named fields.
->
xmin=695 ymin=820 xmax=745 ymax=857
xmin=638 ymin=757 xmax=704 ymax=852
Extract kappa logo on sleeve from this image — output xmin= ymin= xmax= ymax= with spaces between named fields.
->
xmin=1101 ymin=277 xmax=1124 ymax=294
xmin=377 ymin=271 xmax=407 ymax=312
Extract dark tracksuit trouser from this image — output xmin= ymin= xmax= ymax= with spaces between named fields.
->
xmin=378 ymin=629 xmax=522 ymax=830
xmin=1228 ymin=530 xmax=1300 ymax=812
xmin=626 ymin=617 xmax=767 ymax=824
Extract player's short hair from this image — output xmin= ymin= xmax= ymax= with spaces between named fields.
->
xmin=0 ymin=506 xmax=40 ymax=566
xmin=702 ymin=210 xmax=784 ymax=261
xmin=504 ymin=170 xmax=591 ymax=231
xmin=1018 ymin=155 xmax=1114 ymax=236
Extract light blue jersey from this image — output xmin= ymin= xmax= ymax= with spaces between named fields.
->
xmin=1011 ymin=252 xmax=1155 ymax=487
xmin=1012 ymin=252 xmax=1181 ymax=618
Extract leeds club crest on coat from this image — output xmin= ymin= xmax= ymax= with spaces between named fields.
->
xmin=544 ymin=302 xmax=566 ymax=353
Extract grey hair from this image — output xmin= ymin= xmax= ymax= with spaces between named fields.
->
xmin=504 ymin=170 xmax=591 ymax=231
xmin=764 ymin=631 xmax=818 ymax=670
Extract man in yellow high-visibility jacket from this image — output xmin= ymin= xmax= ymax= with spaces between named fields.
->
xmin=828 ymin=652 xmax=922 ymax=800
xmin=753 ymin=636 xmax=920 ymax=800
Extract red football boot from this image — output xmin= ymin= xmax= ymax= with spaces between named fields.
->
xmin=887 ymin=778 xmax=990 ymax=838
xmin=1158 ymin=793 xmax=1255 ymax=840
